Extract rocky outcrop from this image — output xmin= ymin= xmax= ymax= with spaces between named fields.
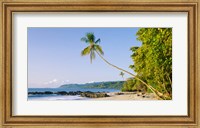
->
xmin=80 ymin=92 xmax=109 ymax=98
xmin=28 ymin=91 xmax=109 ymax=98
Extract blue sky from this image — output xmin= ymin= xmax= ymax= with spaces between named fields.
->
xmin=28 ymin=28 xmax=141 ymax=88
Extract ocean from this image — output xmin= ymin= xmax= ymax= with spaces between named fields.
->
xmin=28 ymin=88 xmax=120 ymax=101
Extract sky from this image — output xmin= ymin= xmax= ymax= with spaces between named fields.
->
xmin=28 ymin=28 xmax=141 ymax=88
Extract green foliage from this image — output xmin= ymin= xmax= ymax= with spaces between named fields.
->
xmin=81 ymin=33 xmax=104 ymax=63
xmin=81 ymin=46 xmax=91 ymax=56
xmin=84 ymin=81 xmax=124 ymax=89
xmin=121 ymin=78 xmax=136 ymax=92
xmin=121 ymin=77 xmax=147 ymax=92
xmin=60 ymin=81 xmax=124 ymax=90
xmin=126 ymin=28 xmax=172 ymax=98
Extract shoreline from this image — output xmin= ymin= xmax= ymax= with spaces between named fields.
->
xmin=91 ymin=92 xmax=158 ymax=100
xmin=28 ymin=91 xmax=158 ymax=100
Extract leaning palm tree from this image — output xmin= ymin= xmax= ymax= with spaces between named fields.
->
xmin=80 ymin=32 xmax=166 ymax=100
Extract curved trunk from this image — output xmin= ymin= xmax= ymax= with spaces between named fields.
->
xmin=96 ymin=51 xmax=165 ymax=100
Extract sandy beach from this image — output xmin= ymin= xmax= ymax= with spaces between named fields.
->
xmin=92 ymin=92 xmax=158 ymax=100
xmin=28 ymin=89 xmax=159 ymax=100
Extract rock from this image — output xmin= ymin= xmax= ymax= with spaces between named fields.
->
xmin=115 ymin=92 xmax=124 ymax=95
xmin=80 ymin=92 xmax=109 ymax=98
xmin=28 ymin=91 xmax=45 ymax=95
xmin=132 ymin=89 xmax=137 ymax=92
xmin=142 ymin=92 xmax=145 ymax=95
xmin=68 ymin=91 xmax=76 ymax=95
xmin=56 ymin=91 xmax=68 ymax=95
xmin=28 ymin=91 xmax=109 ymax=98
xmin=44 ymin=91 xmax=53 ymax=94
xmin=76 ymin=91 xmax=82 ymax=95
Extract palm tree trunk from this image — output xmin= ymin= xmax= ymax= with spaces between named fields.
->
xmin=96 ymin=51 xmax=165 ymax=100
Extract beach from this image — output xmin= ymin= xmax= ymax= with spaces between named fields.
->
xmin=92 ymin=92 xmax=158 ymax=100
xmin=28 ymin=91 xmax=158 ymax=101
xmin=28 ymin=88 xmax=159 ymax=100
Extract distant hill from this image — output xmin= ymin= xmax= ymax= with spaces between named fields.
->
xmin=59 ymin=81 xmax=124 ymax=90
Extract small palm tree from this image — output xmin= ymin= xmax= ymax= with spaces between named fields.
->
xmin=80 ymin=32 xmax=165 ymax=100
xmin=119 ymin=72 xmax=125 ymax=80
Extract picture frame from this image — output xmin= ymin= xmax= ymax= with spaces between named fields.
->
xmin=0 ymin=0 xmax=199 ymax=127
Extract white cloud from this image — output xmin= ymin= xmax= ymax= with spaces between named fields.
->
xmin=42 ymin=79 xmax=71 ymax=88
xmin=88 ymin=81 xmax=94 ymax=83
xmin=60 ymin=80 xmax=70 ymax=84
xmin=44 ymin=78 xmax=58 ymax=85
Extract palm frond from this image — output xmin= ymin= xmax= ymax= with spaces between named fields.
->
xmin=129 ymin=65 xmax=135 ymax=69
xmin=130 ymin=46 xmax=139 ymax=52
xmin=94 ymin=45 xmax=104 ymax=55
xmin=95 ymin=38 xmax=101 ymax=44
xmin=81 ymin=37 xmax=89 ymax=43
xmin=86 ymin=33 xmax=95 ymax=43
xmin=81 ymin=46 xmax=91 ymax=56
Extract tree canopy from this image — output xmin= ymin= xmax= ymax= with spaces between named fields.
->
xmin=123 ymin=28 xmax=172 ymax=99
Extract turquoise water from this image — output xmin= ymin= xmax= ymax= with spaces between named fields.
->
xmin=28 ymin=88 xmax=120 ymax=101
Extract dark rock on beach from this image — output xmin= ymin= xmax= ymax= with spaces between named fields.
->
xmin=28 ymin=91 xmax=46 ymax=95
xmin=44 ymin=91 xmax=53 ymax=94
xmin=56 ymin=91 xmax=68 ymax=95
xmin=80 ymin=92 xmax=109 ymax=98
xmin=114 ymin=92 xmax=124 ymax=95
xmin=28 ymin=91 xmax=109 ymax=98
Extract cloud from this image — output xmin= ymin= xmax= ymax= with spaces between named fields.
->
xmin=44 ymin=79 xmax=58 ymax=85
xmin=88 ymin=81 xmax=94 ymax=83
xmin=60 ymin=80 xmax=70 ymax=84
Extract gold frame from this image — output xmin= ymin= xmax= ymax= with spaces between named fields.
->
xmin=0 ymin=0 xmax=199 ymax=127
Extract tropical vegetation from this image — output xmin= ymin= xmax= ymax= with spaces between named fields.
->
xmin=123 ymin=28 xmax=172 ymax=99
xmin=59 ymin=81 xmax=124 ymax=90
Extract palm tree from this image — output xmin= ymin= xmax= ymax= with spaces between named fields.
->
xmin=80 ymin=32 xmax=166 ymax=100
xmin=119 ymin=72 xmax=125 ymax=80
xmin=81 ymin=33 xmax=103 ymax=63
